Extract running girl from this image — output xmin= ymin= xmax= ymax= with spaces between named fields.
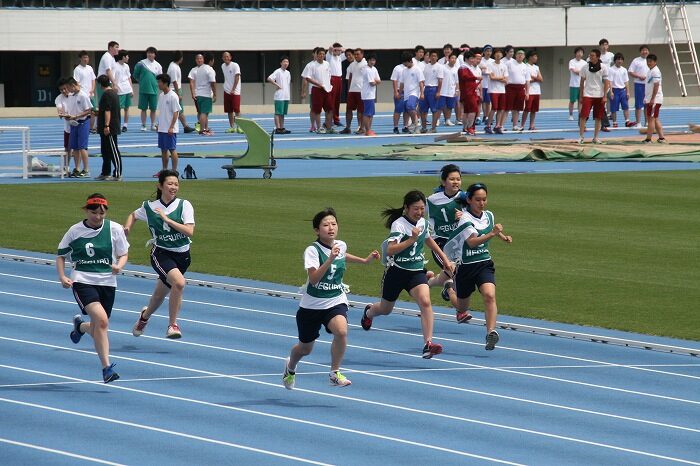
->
xmin=444 ymin=183 xmax=512 ymax=351
xmin=361 ymin=190 xmax=454 ymax=358
xmin=57 ymin=193 xmax=129 ymax=383
xmin=124 ymin=169 xmax=195 ymax=339
xmin=426 ymin=164 xmax=472 ymax=322
xmin=283 ymin=208 xmax=379 ymax=389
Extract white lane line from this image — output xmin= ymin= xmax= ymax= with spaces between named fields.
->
xmin=2 ymin=311 xmax=700 ymax=437
xmin=0 ymin=394 xmax=331 ymax=466
xmin=2 ymin=291 xmax=700 ymax=409
xmin=2 ymin=358 xmax=698 ymax=465
xmin=0 ymin=437 xmax=125 ymax=465
xmin=0 ymin=364 xmax=524 ymax=466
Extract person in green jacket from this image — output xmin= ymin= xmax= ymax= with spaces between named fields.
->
xmin=133 ymin=46 xmax=162 ymax=131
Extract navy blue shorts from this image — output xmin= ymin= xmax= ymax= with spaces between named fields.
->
xmin=158 ymin=132 xmax=177 ymax=151
xmin=611 ymin=88 xmax=629 ymax=112
xmin=455 ymin=260 xmax=496 ymax=299
xmin=634 ymin=83 xmax=645 ymax=110
xmin=69 ymin=119 xmax=89 ymax=150
xmin=296 ymin=303 xmax=348 ymax=343
xmin=394 ymin=96 xmax=406 ymax=113
xmin=72 ymin=282 xmax=116 ymax=318
xmin=482 ymin=88 xmax=492 ymax=103
xmin=430 ymin=237 xmax=450 ymax=271
xmin=381 ymin=266 xmax=428 ymax=302
xmin=444 ymin=96 xmax=457 ymax=110
xmin=405 ymin=95 xmax=419 ymax=112
xmin=362 ymin=99 xmax=376 ymax=117
xmin=150 ymin=247 xmax=191 ymax=287
xmin=421 ymin=86 xmax=442 ymax=113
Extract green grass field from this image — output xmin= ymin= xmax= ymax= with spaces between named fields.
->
xmin=1 ymin=170 xmax=698 ymax=341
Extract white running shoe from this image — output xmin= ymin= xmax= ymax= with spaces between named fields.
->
xmin=282 ymin=358 xmax=296 ymax=390
xmin=329 ymin=370 xmax=352 ymax=387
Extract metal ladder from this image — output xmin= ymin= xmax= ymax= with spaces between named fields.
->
xmin=660 ymin=0 xmax=700 ymax=96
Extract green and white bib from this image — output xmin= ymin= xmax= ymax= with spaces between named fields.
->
xmin=385 ymin=216 xmax=428 ymax=271
xmin=144 ymin=199 xmax=192 ymax=251
xmin=427 ymin=190 xmax=465 ymax=240
xmin=444 ymin=210 xmax=495 ymax=265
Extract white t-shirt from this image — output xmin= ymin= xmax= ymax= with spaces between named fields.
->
xmin=167 ymin=61 xmax=182 ymax=92
xmin=412 ymin=58 xmax=426 ymax=74
xmin=67 ymin=89 xmax=92 ymax=119
xmin=361 ymin=66 xmax=380 ymax=100
xmin=310 ymin=60 xmax=333 ymax=93
xmin=346 ymin=59 xmax=367 ymax=93
xmin=645 ymin=66 xmax=663 ymax=104
xmin=401 ymin=65 xmax=425 ymax=100
xmin=299 ymin=240 xmax=349 ymax=310
xmin=507 ymin=61 xmax=529 ymax=85
xmin=222 ymin=61 xmax=241 ymax=95
xmin=327 ymin=52 xmax=345 ymax=77
xmin=98 ymin=51 xmax=115 ymax=77
xmin=442 ymin=63 xmax=459 ymax=98
xmin=301 ymin=60 xmax=315 ymax=95
xmin=57 ymin=220 xmax=130 ymax=287
xmin=568 ymin=58 xmax=587 ymax=87
xmin=133 ymin=198 xmax=195 ymax=253
xmin=55 ymin=94 xmax=71 ymax=132
xmin=607 ymin=65 xmax=629 ymax=89
xmin=629 ymin=56 xmax=650 ymax=84
xmin=600 ymin=51 xmax=615 ymax=67
xmin=267 ymin=67 xmax=291 ymax=101
xmin=580 ymin=63 xmax=609 ymax=98
xmin=73 ymin=64 xmax=96 ymax=96
xmin=194 ymin=64 xmax=216 ymax=98
xmin=527 ymin=64 xmax=541 ymax=95
xmin=157 ymin=90 xmax=182 ymax=134
xmin=479 ymin=57 xmax=494 ymax=89
xmin=114 ymin=62 xmax=132 ymax=96
xmin=488 ymin=62 xmax=508 ymax=93
xmin=423 ymin=62 xmax=445 ymax=87
xmin=390 ymin=64 xmax=405 ymax=92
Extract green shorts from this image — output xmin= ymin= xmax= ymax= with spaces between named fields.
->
xmin=89 ymin=95 xmax=97 ymax=110
xmin=138 ymin=93 xmax=158 ymax=111
xmin=96 ymin=86 xmax=104 ymax=109
xmin=569 ymin=87 xmax=580 ymax=104
xmin=274 ymin=100 xmax=289 ymax=116
xmin=197 ymin=96 xmax=213 ymax=114
xmin=119 ymin=94 xmax=132 ymax=109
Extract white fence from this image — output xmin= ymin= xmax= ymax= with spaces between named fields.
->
xmin=0 ymin=126 xmax=64 ymax=179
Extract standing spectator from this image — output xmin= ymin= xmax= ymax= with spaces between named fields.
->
xmin=222 ymin=51 xmax=243 ymax=134
xmin=341 ymin=48 xmax=354 ymax=106
xmin=506 ymin=49 xmax=529 ymax=132
xmin=133 ymin=46 xmax=162 ymax=132
xmin=327 ymin=43 xmax=346 ymax=127
xmin=73 ymin=51 xmax=97 ymax=134
xmin=521 ymin=50 xmax=543 ymax=131
xmin=458 ymin=51 xmax=482 ymax=135
xmin=301 ymin=49 xmax=318 ymax=133
xmin=96 ymin=74 xmax=122 ymax=181
xmin=390 ymin=58 xmax=408 ymax=134
xmin=191 ymin=52 xmax=217 ymax=136
xmin=97 ymin=41 xmax=120 ymax=108
xmin=420 ymin=50 xmax=445 ymax=133
xmin=438 ymin=43 xmax=454 ymax=65
xmin=399 ymin=51 xmax=425 ymax=134
xmin=628 ymin=45 xmax=650 ymax=128
xmin=479 ymin=45 xmax=494 ymax=129
xmin=55 ymin=77 xmax=73 ymax=176
xmin=643 ymin=54 xmax=665 ymax=144
xmin=361 ymin=53 xmax=381 ymax=137
xmin=608 ymin=52 xmax=634 ymax=128
xmin=488 ymin=48 xmax=508 ymax=134
xmin=267 ymin=56 xmax=292 ymax=134
xmin=578 ymin=49 xmax=610 ymax=144
xmin=442 ymin=53 xmax=460 ymax=127
xmin=66 ymin=78 xmax=92 ymax=177
xmin=156 ymin=74 xmax=182 ymax=173
xmin=113 ymin=51 xmax=133 ymax=133
xmin=188 ymin=53 xmax=204 ymax=133
xmin=342 ymin=48 xmax=367 ymax=134
xmin=168 ymin=51 xmax=196 ymax=134
xmin=568 ymin=47 xmax=587 ymax=121
xmin=307 ymin=48 xmax=335 ymax=134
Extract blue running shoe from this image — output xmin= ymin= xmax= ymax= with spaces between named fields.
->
xmin=102 ymin=363 xmax=120 ymax=384
xmin=70 ymin=314 xmax=84 ymax=344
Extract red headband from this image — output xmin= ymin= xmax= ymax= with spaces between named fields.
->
xmin=85 ymin=197 xmax=109 ymax=208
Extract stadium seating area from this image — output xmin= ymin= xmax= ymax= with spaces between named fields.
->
xmin=0 ymin=0 xmax=672 ymax=8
